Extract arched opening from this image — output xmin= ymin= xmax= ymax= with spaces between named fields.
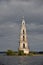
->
xmin=23 ymin=23 xmax=24 ymax=24
xmin=23 ymin=36 xmax=25 ymax=41
xmin=23 ymin=44 xmax=25 ymax=48
xmin=23 ymin=30 xmax=25 ymax=34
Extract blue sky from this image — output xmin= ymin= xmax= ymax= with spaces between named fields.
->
xmin=0 ymin=0 xmax=43 ymax=51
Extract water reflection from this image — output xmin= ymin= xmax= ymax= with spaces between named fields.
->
xmin=18 ymin=56 xmax=43 ymax=65
xmin=0 ymin=56 xmax=43 ymax=65
xmin=18 ymin=56 xmax=27 ymax=65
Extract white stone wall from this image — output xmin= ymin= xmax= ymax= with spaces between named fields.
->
xmin=19 ymin=18 xmax=29 ymax=54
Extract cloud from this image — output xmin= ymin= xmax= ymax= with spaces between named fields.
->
xmin=0 ymin=0 xmax=43 ymax=51
xmin=26 ymin=23 xmax=43 ymax=35
xmin=0 ymin=22 xmax=20 ymax=51
xmin=0 ymin=0 xmax=43 ymax=25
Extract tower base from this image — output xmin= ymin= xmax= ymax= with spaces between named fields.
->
xmin=19 ymin=48 xmax=29 ymax=54
xmin=23 ymin=49 xmax=29 ymax=54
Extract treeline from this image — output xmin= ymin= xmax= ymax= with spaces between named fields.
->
xmin=6 ymin=50 xmax=18 ymax=56
xmin=30 ymin=51 xmax=43 ymax=55
xmin=0 ymin=50 xmax=43 ymax=56
xmin=6 ymin=50 xmax=26 ymax=56
xmin=39 ymin=52 xmax=43 ymax=54
xmin=6 ymin=50 xmax=43 ymax=56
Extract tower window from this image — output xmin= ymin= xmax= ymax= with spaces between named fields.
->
xmin=23 ymin=30 xmax=25 ymax=34
xmin=23 ymin=44 xmax=25 ymax=48
xmin=23 ymin=36 xmax=25 ymax=41
xmin=23 ymin=23 xmax=24 ymax=24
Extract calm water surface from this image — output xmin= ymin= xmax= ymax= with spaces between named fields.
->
xmin=0 ymin=56 xmax=43 ymax=65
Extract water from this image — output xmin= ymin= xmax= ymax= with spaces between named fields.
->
xmin=0 ymin=56 xmax=43 ymax=65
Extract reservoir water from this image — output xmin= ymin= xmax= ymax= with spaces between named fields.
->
xmin=0 ymin=56 xmax=43 ymax=65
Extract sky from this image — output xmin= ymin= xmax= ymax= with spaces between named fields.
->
xmin=0 ymin=0 xmax=43 ymax=51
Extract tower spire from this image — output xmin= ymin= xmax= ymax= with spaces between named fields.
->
xmin=22 ymin=16 xmax=25 ymax=25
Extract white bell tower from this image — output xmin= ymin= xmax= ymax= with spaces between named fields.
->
xmin=19 ymin=17 xmax=29 ymax=54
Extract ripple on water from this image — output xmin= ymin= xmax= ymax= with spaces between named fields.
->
xmin=0 ymin=56 xmax=43 ymax=65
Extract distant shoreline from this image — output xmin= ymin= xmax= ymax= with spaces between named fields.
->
xmin=0 ymin=50 xmax=43 ymax=56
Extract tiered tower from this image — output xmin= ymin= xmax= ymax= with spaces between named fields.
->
xmin=19 ymin=17 xmax=29 ymax=54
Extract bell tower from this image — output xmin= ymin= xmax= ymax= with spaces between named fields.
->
xmin=19 ymin=17 xmax=29 ymax=54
